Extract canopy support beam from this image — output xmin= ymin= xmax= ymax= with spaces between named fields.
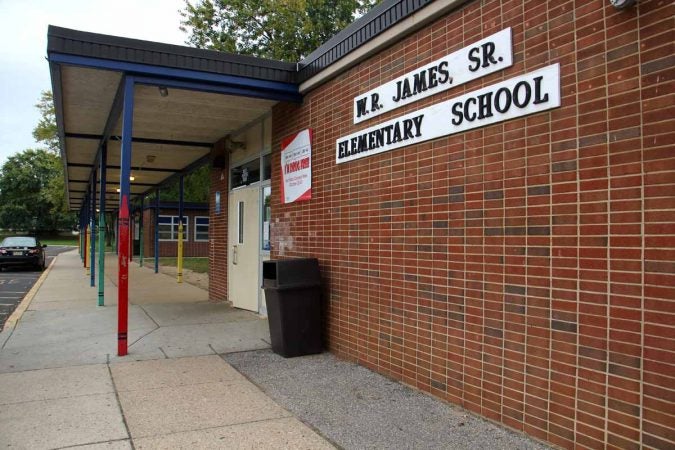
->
xmin=98 ymin=143 xmax=107 ymax=306
xmin=90 ymin=168 xmax=97 ymax=287
xmin=117 ymin=76 xmax=134 ymax=357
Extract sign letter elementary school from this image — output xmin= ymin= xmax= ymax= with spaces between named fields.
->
xmin=337 ymin=28 xmax=561 ymax=165
xmin=337 ymin=64 xmax=560 ymax=164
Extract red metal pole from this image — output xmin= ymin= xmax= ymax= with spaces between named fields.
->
xmin=117 ymin=196 xmax=129 ymax=356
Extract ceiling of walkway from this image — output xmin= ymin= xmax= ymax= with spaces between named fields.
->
xmin=60 ymin=65 xmax=276 ymax=211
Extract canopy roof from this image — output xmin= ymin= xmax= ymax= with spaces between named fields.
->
xmin=48 ymin=25 xmax=300 ymax=211
xmin=47 ymin=0 xmax=448 ymax=212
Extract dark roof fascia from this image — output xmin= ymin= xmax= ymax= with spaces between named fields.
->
xmin=141 ymin=202 xmax=209 ymax=211
xmin=297 ymin=0 xmax=434 ymax=81
xmin=47 ymin=25 xmax=298 ymax=84
xmin=49 ymin=1 xmax=439 ymax=88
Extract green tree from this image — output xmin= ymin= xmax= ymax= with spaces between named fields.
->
xmin=180 ymin=0 xmax=378 ymax=61
xmin=32 ymin=91 xmax=59 ymax=154
xmin=0 ymin=91 xmax=76 ymax=232
xmin=0 ymin=149 xmax=73 ymax=231
xmin=157 ymin=165 xmax=210 ymax=203
xmin=34 ymin=90 xmax=75 ymax=228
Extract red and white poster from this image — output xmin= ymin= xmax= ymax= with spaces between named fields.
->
xmin=280 ymin=129 xmax=312 ymax=204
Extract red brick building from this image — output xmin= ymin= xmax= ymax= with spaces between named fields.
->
xmin=138 ymin=202 xmax=209 ymax=258
xmin=50 ymin=0 xmax=673 ymax=448
xmin=207 ymin=1 xmax=673 ymax=448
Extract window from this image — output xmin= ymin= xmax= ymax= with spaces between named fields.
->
xmin=194 ymin=216 xmax=209 ymax=242
xmin=158 ymin=215 xmax=188 ymax=241
xmin=231 ymin=158 xmax=260 ymax=189
xmin=238 ymin=202 xmax=244 ymax=244
xmin=262 ymin=186 xmax=271 ymax=251
xmin=1 ymin=237 xmax=37 ymax=247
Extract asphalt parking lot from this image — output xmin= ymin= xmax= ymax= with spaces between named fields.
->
xmin=0 ymin=245 xmax=74 ymax=330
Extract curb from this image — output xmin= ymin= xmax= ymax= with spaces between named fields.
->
xmin=1 ymin=254 xmax=58 ymax=332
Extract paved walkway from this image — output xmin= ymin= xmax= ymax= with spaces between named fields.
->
xmin=0 ymin=250 xmax=331 ymax=449
xmin=0 ymin=250 xmax=550 ymax=450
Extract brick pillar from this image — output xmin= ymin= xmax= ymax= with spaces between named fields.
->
xmin=209 ymin=139 xmax=228 ymax=301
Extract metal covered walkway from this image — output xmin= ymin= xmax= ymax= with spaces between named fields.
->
xmin=48 ymin=26 xmax=301 ymax=355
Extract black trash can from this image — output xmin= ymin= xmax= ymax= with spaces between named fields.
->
xmin=262 ymin=258 xmax=322 ymax=358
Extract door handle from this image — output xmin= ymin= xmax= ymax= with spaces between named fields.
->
xmin=233 ymin=245 xmax=238 ymax=265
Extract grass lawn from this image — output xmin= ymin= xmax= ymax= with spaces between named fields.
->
xmin=41 ymin=237 xmax=79 ymax=246
xmin=141 ymin=257 xmax=208 ymax=274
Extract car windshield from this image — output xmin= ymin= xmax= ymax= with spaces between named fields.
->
xmin=1 ymin=237 xmax=37 ymax=247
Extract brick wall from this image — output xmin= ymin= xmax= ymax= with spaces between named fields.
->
xmin=209 ymin=139 xmax=229 ymax=301
xmin=141 ymin=209 xmax=209 ymax=257
xmin=270 ymin=1 xmax=674 ymax=448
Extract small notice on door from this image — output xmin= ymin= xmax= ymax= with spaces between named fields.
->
xmin=280 ymin=129 xmax=312 ymax=204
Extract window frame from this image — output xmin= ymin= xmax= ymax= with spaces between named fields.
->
xmin=194 ymin=216 xmax=209 ymax=242
xmin=157 ymin=215 xmax=189 ymax=242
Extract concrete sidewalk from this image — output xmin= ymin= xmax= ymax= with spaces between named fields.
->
xmin=0 ymin=250 xmax=332 ymax=449
xmin=0 ymin=250 xmax=549 ymax=450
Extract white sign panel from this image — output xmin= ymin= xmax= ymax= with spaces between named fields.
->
xmin=281 ymin=129 xmax=312 ymax=203
xmin=337 ymin=64 xmax=560 ymax=164
xmin=353 ymin=28 xmax=513 ymax=124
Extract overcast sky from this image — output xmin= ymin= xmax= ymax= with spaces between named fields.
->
xmin=0 ymin=0 xmax=188 ymax=165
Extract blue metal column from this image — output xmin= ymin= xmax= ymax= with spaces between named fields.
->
xmin=117 ymin=76 xmax=134 ymax=357
xmin=154 ymin=189 xmax=160 ymax=274
xmin=84 ymin=194 xmax=90 ymax=270
xmin=90 ymin=169 xmax=97 ymax=287
xmin=98 ymin=143 xmax=107 ymax=306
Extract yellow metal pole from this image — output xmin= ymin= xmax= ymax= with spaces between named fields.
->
xmin=177 ymin=221 xmax=183 ymax=283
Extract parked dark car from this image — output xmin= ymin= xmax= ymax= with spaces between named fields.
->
xmin=0 ymin=236 xmax=47 ymax=271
